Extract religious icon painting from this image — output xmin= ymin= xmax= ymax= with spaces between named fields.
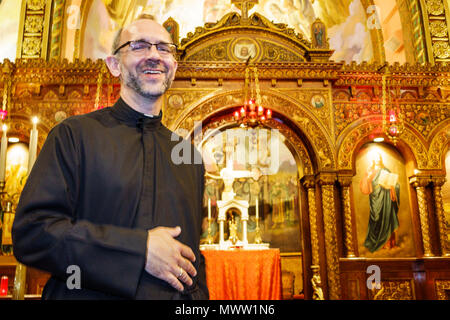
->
xmin=230 ymin=37 xmax=259 ymax=62
xmin=311 ymin=18 xmax=327 ymax=49
xmin=167 ymin=93 xmax=184 ymax=109
xmin=163 ymin=17 xmax=179 ymax=46
xmin=353 ymin=143 xmax=416 ymax=258
xmin=311 ymin=95 xmax=325 ymax=109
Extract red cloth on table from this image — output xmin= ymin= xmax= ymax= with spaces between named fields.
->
xmin=202 ymin=249 xmax=281 ymax=300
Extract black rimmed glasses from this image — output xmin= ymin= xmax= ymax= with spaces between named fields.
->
xmin=113 ymin=40 xmax=177 ymax=56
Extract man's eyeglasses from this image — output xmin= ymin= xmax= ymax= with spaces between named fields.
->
xmin=113 ymin=40 xmax=177 ymax=56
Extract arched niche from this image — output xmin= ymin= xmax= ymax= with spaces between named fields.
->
xmin=352 ymin=141 xmax=416 ymax=258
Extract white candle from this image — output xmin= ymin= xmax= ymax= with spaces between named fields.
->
xmin=27 ymin=117 xmax=38 ymax=173
xmin=255 ymin=196 xmax=259 ymax=220
xmin=208 ymin=198 xmax=211 ymax=220
xmin=0 ymin=124 xmax=7 ymax=182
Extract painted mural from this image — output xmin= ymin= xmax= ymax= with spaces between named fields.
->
xmin=83 ymin=0 xmax=374 ymax=63
xmin=353 ymin=143 xmax=416 ymax=257
xmin=0 ymin=0 xmax=22 ymax=62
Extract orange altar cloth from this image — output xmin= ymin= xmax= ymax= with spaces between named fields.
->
xmin=202 ymin=249 xmax=282 ymax=300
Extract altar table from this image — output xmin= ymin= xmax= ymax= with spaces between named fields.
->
xmin=202 ymin=248 xmax=282 ymax=300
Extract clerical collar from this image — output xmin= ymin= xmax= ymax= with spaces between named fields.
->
xmin=110 ymin=97 xmax=162 ymax=128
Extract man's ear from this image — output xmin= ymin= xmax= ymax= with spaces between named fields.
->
xmin=105 ymin=55 xmax=121 ymax=77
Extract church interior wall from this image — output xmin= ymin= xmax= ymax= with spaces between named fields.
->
xmin=0 ymin=0 xmax=449 ymax=300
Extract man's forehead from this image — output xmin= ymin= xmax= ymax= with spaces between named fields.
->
xmin=122 ymin=20 xmax=171 ymax=42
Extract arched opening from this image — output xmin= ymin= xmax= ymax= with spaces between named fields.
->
xmin=194 ymin=105 xmax=317 ymax=298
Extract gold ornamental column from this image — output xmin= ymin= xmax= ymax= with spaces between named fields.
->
xmin=338 ymin=175 xmax=356 ymax=258
xmin=16 ymin=0 xmax=53 ymax=60
xmin=409 ymin=175 xmax=433 ymax=257
xmin=301 ymin=176 xmax=324 ymax=300
xmin=317 ymin=173 xmax=341 ymax=300
xmin=431 ymin=177 xmax=450 ymax=256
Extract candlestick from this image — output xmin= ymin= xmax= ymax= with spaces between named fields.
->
xmin=208 ymin=197 xmax=211 ymax=220
xmin=0 ymin=276 xmax=8 ymax=296
xmin=27 ymin=117 xmax=38 ymax=173
xmin=255 ymin=196 xmax=259 ymax=220
xmin=0 ymin=124 xmax=7 ymax=183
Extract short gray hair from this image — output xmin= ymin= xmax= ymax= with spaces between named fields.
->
xmin=111 ymin=14 xmax=156 ymax=55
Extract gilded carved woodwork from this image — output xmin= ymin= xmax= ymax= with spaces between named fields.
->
xmin=301 ymin=175 xmax=325 ymax=301
xmin=410 ymin=175 xmax=433 ymax=257
xmin=337 ymin=119 xmax=429 ymax=170
xmin=424 ymin=0 xmax=450 ymax=62
xmin=17 ymin=0 xmax=52 ymax=60
xmin=317 ymin=173 xmax=341 ymax=300
xmin=279 ymin=88 xmax=334 ymax=139
xmin=431 ymin=177 xmax=450 ymax=256
xmin=428 ymin=122 xmax=450 ymax=169
xmin=163 ymin=88 xmax=221 ymax=130
xmin=178 ymin=11 xmax=333 ymax=63
xmin=435 ymin=280 xmax=450 ymax=299
xmin=172 ymin=89 xmax=334 ymax=171
xmin=369 ymin=280 xmax=415 ymax=300
xmin=304 ymin=178 xmax=319 ymax=266
xmin=338 ymin=175 xmax=356 ymax=258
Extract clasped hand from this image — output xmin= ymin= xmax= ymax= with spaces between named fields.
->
xmin=145 ymin=226 xmax=197 ymax=292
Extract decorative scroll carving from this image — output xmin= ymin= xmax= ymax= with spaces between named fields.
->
xmin=337 ymin=120 xmax=428 ymax=170
xmin=18 ymin=0 xmax=51 ymax=59
xmin=428 ymin=123 xmax=450 ymax=169
xmin=311 ymin=265 xmax=324 ymax=300
xmin=180 ymin=12 xmax=310 ymax=48
xmin=174 ymin=90 xmax=333 ymax=170
xmin=426 ymin=0 xmax=445 ymax=16
xmin=430 ymin=20 xmax=448 ymax=37
xmin=369 ymin=280 xmax=415 ymax=300
xmin=423 ymin=0 xmax=450 ymax=62
xmin=435 ymin=280 xmax=450 ymax=300
xmin=178 ymin=9 xmax=333 ymax=63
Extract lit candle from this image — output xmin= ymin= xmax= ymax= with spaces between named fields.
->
xmin=27 ymin=117 xmax=39 ymax=173
xmin=0 ymin=276 xmax=8 ymax=296
xmin=255 ymin=196 xmax=259 ymax=220
xmin=0 ymin=124 xmax=7 ymax=183
xmin=208 ymin=198 xmax=211 ymax=220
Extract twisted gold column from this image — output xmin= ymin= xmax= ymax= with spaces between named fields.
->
xmin=318 ymin=173 xmax=341 ymax=300
xmin=302 ymin=176 xmax=324 ymax=300
xmin=431 ymin=177 xmax=449 ymax=256
xmin=410 ymin=176 xmax=433 ymax=257
xmin=49 ymin=0 xmax=65 ymax=59
xmin=338 ymin=175 xmax=356 ymax=258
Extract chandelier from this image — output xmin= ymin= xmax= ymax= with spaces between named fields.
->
xmin=234 ymin=64 xmax=272 ymax=127
xmin=381 ymin=68 xmax=404 ymax=145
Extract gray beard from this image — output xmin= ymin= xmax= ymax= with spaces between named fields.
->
xmin=126 ymin=71 xmax=171 ymax=100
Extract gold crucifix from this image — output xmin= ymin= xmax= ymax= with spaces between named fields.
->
xmin=231 ymin=0 xmax=258 ymax=20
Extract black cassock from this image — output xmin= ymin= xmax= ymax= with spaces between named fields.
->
xmin=12 ymin=98 xmax=209 ymax=300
